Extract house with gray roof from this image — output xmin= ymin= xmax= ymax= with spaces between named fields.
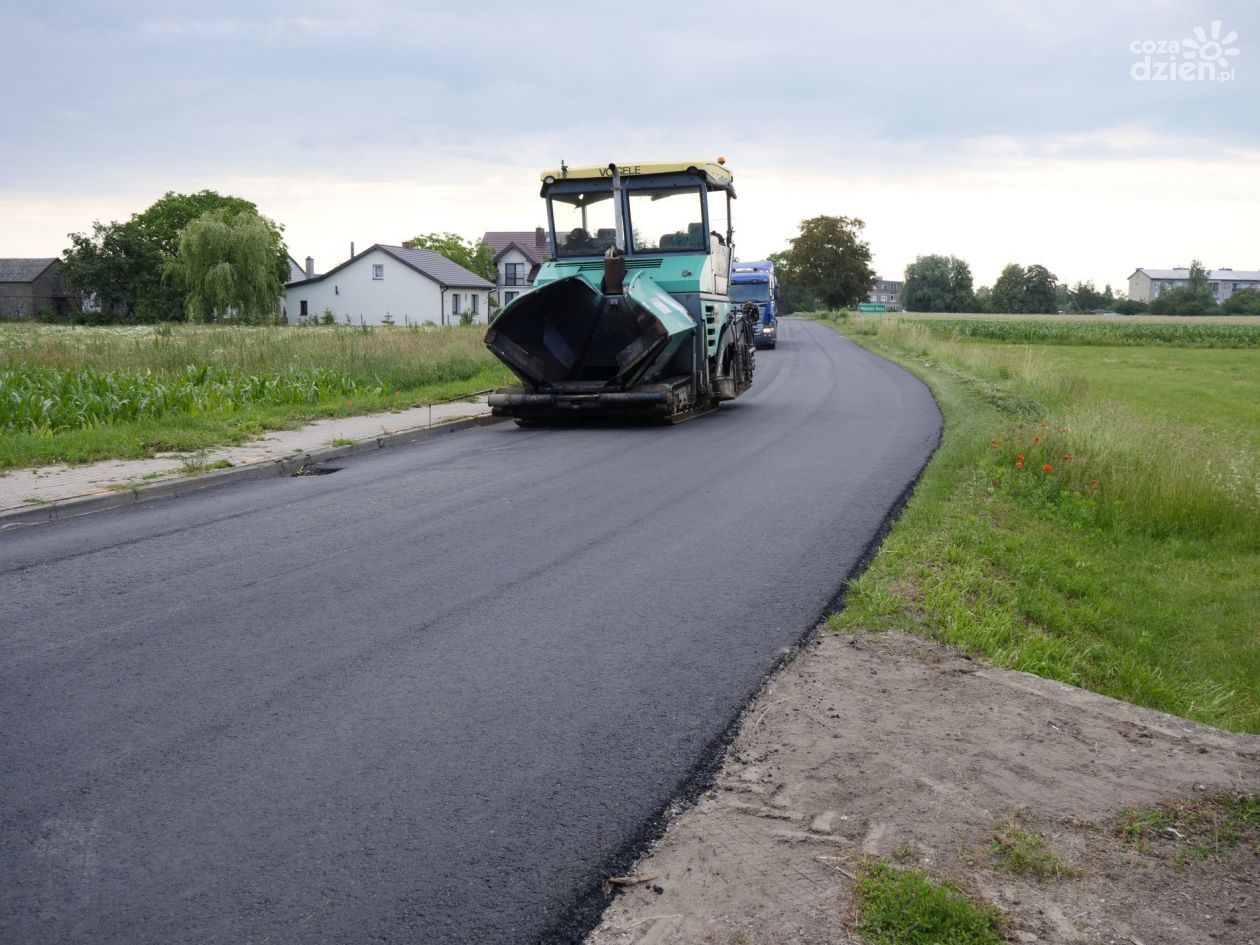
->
xmin=1128 ymin=267 xmax=1260 ymax=303
xmin=282 ymin=244 xmax=494 ymax=326
xmin=482 ymin=228 xmax=550 ymax=307
xmin=0 ymin=258 xmax=74 ymax=319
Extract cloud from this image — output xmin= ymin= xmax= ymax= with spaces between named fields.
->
xmin=2 ymin=0 xmax=1256 ymax=289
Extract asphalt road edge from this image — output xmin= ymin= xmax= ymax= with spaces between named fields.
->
xmin=0 ymin=413 xmax=505 ymax=531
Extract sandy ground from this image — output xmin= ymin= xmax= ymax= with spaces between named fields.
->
xmin=586 ymin=632 xmax=1259 ymax=945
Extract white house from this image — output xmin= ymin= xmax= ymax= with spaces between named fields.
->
xmin=482 ymin=228 xmax=550 ymax=308
xmin=283 ymin=244 xmax=494 ymax=326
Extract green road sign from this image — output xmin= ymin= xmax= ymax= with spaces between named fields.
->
xmin=858 ymin=303 xmax=886 ymax=313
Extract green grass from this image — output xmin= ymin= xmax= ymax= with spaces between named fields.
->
xmin=986 ymin=820 xmax=1074 ymax=878
xmin=817 ymin=314 xmax=1260 ymax=733
xmin=854 ymin=859 xmax=1005 ymax=945
xmin=0 ymin=323 xmax=512 ymax=470
xmin=1115 ymin=794 xmax=1259 ymax=863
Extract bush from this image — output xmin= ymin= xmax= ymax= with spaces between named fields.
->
xmin=1221 ymin=288 xmax=1260 ymax=316
xmin=1149 ymin=286 xmax=1218 ymax=316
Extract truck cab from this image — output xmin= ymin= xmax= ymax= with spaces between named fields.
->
xmin=731 ymin=261 xmax=778 ymax=348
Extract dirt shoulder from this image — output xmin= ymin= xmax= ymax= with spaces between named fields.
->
xmin=586 ymin=631 xmax=1260 ymax=945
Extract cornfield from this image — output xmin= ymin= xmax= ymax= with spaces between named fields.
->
xmin=909 ymin=318 xmax=1260 ymax=348
xmin=1 ymin=365 xmax=381 ymax=434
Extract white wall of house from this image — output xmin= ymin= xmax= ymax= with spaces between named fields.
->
xmin=284 ymin=249 xmax=491 ymax=326
xmin=1128 ymin=270 xmax=1154 ymax=302
xmin=497 ymin=247 xmax=535 ymax=308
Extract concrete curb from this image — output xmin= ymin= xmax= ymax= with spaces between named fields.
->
xmin=0 ymin=413 xmax=505 ymax=531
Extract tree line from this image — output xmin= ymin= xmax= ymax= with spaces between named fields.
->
xmin=57 ymin=193 xmax=499 ymax=325
xmin=61 ymin=191 xmax=292 ymax=323
xmin=766 ymin=219 xmax=1260 ymax=316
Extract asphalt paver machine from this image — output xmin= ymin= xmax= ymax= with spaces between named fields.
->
xmin=484 ymin=159 xmax=756 ymax=422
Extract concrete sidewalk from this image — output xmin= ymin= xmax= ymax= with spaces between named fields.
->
xmin=0 ymin=397 xmax=495 ymax=527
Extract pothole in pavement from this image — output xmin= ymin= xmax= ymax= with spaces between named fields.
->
xmin=291 ymin=464 xmax=342 ymax=477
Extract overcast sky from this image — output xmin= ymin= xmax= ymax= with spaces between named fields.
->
xmin=3 ymin=0 xmax=1257 ymax=290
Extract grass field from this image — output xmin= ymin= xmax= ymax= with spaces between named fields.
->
xmin=813 ymin=313 xmax=1259 ymax=734
xmin=0 ymin=323 xmax=512 ymax=470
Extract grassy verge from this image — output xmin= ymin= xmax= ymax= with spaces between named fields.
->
xmin=813 ymin=313 xmax=1260 ymax=733
xmin=854 ymin=859 xmax=1005 ymax=945
xmin=0 ymin=324 xmax=512 ymax=470
xmin=1115 ymin=793 xmax=1259 ymax=864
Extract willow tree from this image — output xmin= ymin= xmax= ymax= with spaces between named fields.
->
xmin=167 ymin=209 xmax=287 ymax=323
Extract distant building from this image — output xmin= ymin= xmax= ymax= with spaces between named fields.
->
xmin=482 ymin=228 xmax=550 ymax=307
xmin=1128 ymin=267 xmax=1260 ymax=303
xmin=0 ymin=258 xmax=74 ymax=319
xmin=283 ymin=244 xmax=493 ymax=327
xmin=867 ymin=278 xmax=903 ymax=311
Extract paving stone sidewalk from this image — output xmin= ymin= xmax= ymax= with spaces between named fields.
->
xmin=0 ymin=398 xmax=492 ymax=518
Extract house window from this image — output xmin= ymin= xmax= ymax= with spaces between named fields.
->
xmin=504 ymin=262 xmax=524 ymax=286
xmin=300 ymin=300 xmax=308 ymax=319
xmin=504 ymin=291 xmax=518 ymax=304
xmin=372 ymin=264 xmax=384 ymax=280
xmin=471 ymin=295 xmax=479 ymax=318
xmin=450 ymin=293 xmax=460 ymax=323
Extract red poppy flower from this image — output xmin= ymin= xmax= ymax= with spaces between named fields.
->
xmin=1062 ymin=453 xmax=1071 ymax=460
xmin=1015 ymin=461 xmax=1024 ymax=469
xmin=1033 ymin=435 xmax=1041 ymax=443
xmin=1016 ymin=454 xmax=1025 ymax=461
xmin=1042 ymin=464 xmax=1053 ymax=473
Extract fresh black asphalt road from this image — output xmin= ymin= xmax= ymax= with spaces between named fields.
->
xmin=0 ymin=318 xmax=940 ymax=944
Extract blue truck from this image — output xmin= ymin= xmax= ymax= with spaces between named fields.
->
xmin=730 ymin=260 xmax=778 ymax=348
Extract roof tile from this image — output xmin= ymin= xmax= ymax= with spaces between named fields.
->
xmin=0 ymin=258 xmax=57 ymax=282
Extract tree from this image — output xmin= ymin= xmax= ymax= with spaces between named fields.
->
xmin=973 ymin=285 xmax=992 ymax=312
xmin=166 ymin=209 xmax=287 ymax=323
xmin=1220 ymin=288 xmax=1260 ymax=315
xmin=948 ymin=257 xmax=977 ymax=311
xmin=766 ymin=249 xmax=817 ymax=313
xmin=405 ymin=233 xmax=496 ymax=282
xmin=1022 ymin=264 xmax=1058 ymax=314
xmin=775 ymin=216 xmax=876 ymax=310
xmin=62 ymin=190 xmax=289 ymax=321
xmin=901 ymin=255 xmax=963 ymax=312
xmin=989 ymin=265 xmax=1026 ymax=313
xmin=1069 ymin=280 xmax=1104 ymax=312
xmin=61 ymin=219 xmax=162 ymax=318
xmin=1149 ymin=260 xmax=1217 ymax=316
